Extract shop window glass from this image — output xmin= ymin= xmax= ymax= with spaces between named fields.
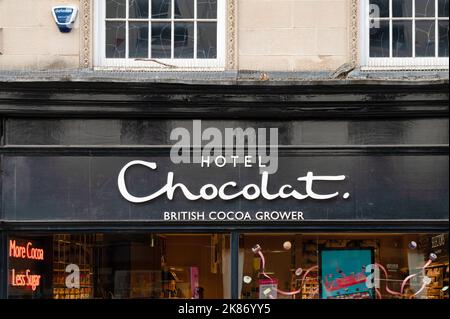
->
xmin=239 ymin=233 xmax=449 ymax=300
xmin=7 ymin=233 xmax=228 ymax=299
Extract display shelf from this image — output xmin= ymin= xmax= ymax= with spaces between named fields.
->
xmin=300 ymin=273 xmax=319 ymax=299
xmin=52 ymin=234 xmax=95 ymax=299
xmin=424 ymin=262 xmax=449 ymax=300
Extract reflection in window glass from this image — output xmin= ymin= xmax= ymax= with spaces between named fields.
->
xmin=416 ymin=20 xmax=436 ymax=57
xmin=105 ymin=22 xmax=126 ymax=58
xmin=415 ymin=0 xmax=436 ymax=17
xmin=393 ymin=20 xmax=413 ymax=57
xmin=152 ymin=0 xmax=172 ymax=18
xmin=198 ymin=0 xmax=218 ymax=19
xmin=370 ymin=20 xmax=390 ymax=57
xmin=438 ymin=21 xmax=449 ymax=56
xmin=129 ymin=0 xmax=149 ymax=19
xmin=174 ymin=23 xmax=194 ymax=58
xmin=239 ymin=233 xmax=449 ymax=300
xmin=8 ymin=233 xmax=228 ymax=299
xmin=174 ymin=0 xmax=194 ymax=19
xmin=152 ymin=23 xmax=172 ymax=58
xmin=438 ymin=0 xmax=449 ymax=17
xmin=393 ymin=0 xmax=413 ymax=17
xmin=106 ymin=0 xmax=126 ymax=18
xmin=197 ymin=22 xmax=217 ymax=59
xmin=129 ymin=22 xmax=149 ymax=58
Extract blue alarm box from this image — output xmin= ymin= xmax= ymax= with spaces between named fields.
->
xmin=52 ymin=6 xmax=78 ymax=33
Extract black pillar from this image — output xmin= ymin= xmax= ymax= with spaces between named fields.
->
xmin=230 ymin=231 xmax=239 ymax=299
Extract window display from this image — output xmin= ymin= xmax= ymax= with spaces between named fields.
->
xmin=8 ymin=233 xmax=228 ymax=299
xmin=7 ymin=232 xmax=448 ymax=299
xmin=239 ymin=233 xmax=449 ymax=300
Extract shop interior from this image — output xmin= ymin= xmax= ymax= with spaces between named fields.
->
xmin=239 ymin=233 xmax=449 ymax=299
xmin=8 ymin=233 xmax=228 ymax=299
xmin=7 ymin=232 xmax=449 ymax=299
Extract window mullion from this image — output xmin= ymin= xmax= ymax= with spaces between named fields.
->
xmin=149 ymin=0 xmax=152 ymax=59
xmin=125 ymin=0 xmax=130 ymax=60
xmin=171 ymin=0 xmax=174 ymax=59
xmin=366 ymin=0 xmax=372 ymax=64
xmin=435 ymin=0 xmax=439 ymax=59
xmin=412 ymin=0 xmax=416 ymax=58
xmin=194 ymin=0 xmax=198 ymax=60
xmin=389 ymin=0 xmax=393 ymax=58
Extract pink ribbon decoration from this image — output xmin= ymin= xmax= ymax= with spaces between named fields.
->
xmin=375 ymin=263 xmax=403 ymax=296
xmin=410 ymin=282 xmax=428 ymax=298
xmin=375 ymin=288 xmax=382 ymax=299
xmin=254 ymin=244 xmax=435 ymax=299
xmin=255 ymin=244 xmax=318 ymax=297
xmin=375 ymin=259 xmax=433 ymax=298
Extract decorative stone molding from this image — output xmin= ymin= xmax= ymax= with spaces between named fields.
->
xmin=350 ymin=0 xmax=359 ymax=68
xmin=226 ymin=0 xmax=238 ymax=70
xmin=80 ymin=0 xmax=92 ymax=69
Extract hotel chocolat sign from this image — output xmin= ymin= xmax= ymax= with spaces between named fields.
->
xmin=117 ymin=121 xmax=350 ymax=222
xmin=118 ymin=160 xmax=349 ymax=222
xmin=2 ymin=121 xmax=448 ymax=222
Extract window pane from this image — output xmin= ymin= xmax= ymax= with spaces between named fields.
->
xmin=105 ymin=22 xmax=126 ymax=58
xmin=393 ymin=20 xmax=413 ymax=57
xmin=438 ymin=20 xmax=449 ymax=56
xmin=129 ymin=0 xmax=149 ymax=19
xmin=415 ymin=0 xmax=436 ymax=17
xmin=106 ymin=0 xmax=126 ymax=18
xmin=151 ymin=23 xmax=172 ymax=58
xmin=129 ymin=22 xmax=149 ymax=58
xmin=197 ymin=22 xmax=217 ymax=59
xmin=174 ymin=0 xmax=194 ymax=19
xmin=393 ymin=0 xmax=413 ymax=17
xmin=370 ymin=20 xmax=390 ymax=57
xmin=239 ymin=233 xmax=449 ymax=300
xmin=152 ymin=0 xmax=172 ymax=18
xmin=174 ymin=23 xmax=194 ymax=58
xmin=438 ymin=0 xmax=449 ymax=17
xmin=415 ymin=20 xmax=436 ymax=57
xmin=198 ymin=0 xmax=217 ymax=19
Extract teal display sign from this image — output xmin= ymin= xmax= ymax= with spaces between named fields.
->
xmin=320 ymin=249 xmax=375 ymax=299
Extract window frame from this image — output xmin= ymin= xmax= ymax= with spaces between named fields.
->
xmin=360 ymin=0 xmax=449 ymax=70
xmin=94 ymin=0 xmax=226 ymax=70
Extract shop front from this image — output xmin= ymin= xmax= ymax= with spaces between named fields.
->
xmin=0 ymin=81 xmax=448 ymax=300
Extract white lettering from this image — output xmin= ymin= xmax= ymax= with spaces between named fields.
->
xmin=214 ymin=156 xmax=227 ymax=168
xmin=118 ymin=161 xmax=349 ymax=203
xmin=244 ymin=155 xmax=252 ymax=167
xmin=201 ymin=156 xmax=210 ymax=168
xmin=65 ymin=264 xmax=80 ymax=289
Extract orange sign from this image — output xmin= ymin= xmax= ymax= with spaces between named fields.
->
xmin=9 ymin=240 xmax=45 ymax=261
xmin=10 ymin=269 xmax=42 ymax=291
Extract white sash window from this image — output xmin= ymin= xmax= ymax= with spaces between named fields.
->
xmin=94 ymin=0 xmax=225 ymax=69
xmin=361 ymin=0 xmax=449 ymax=69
